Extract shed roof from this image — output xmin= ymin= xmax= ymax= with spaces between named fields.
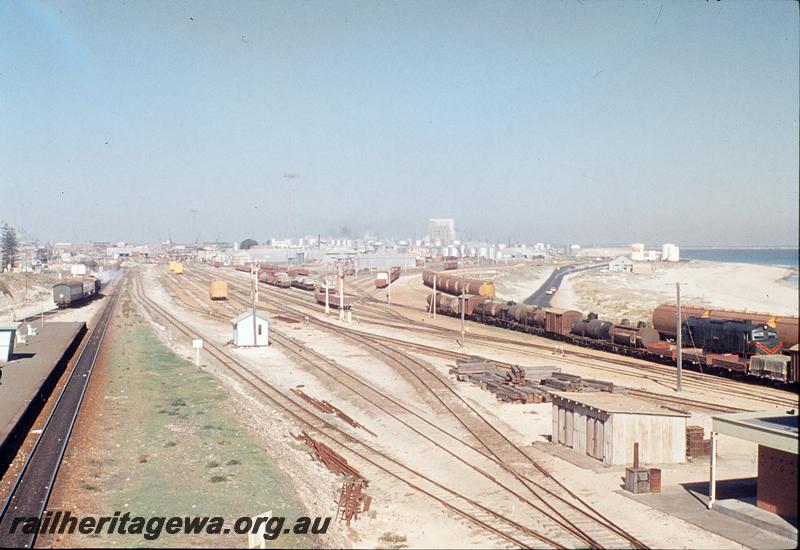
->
xmin=231 ymin=311 xmax=270 ymax=325
xmin=553 ymin=392 xmax=690 ymax=417
xmin=610 ymin=256 xmax=634 ymax=265
xmin=712 ymin=411 xmax=798 ymax=454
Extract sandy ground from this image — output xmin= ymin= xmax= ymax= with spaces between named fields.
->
xmin=0 ymin=273 xmax=60 ymax=323
xmin=549 ymin=261 xmax=798 ymax=323
xmin=122 ymin=262 xmax=797 ymax=549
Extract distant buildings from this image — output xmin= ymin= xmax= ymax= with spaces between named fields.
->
xmin=427 ymin=218 xmax=455 ymax=244
xmin=608 ymin=256 xmax=634 ymax=272
xmin=662 ymin=243 xmax=680 ymax=262
xmin=629 ymin=243 xmax=680 ymax=263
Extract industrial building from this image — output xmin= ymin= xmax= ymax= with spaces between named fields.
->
xmin=552 ymin=393 xmax=689 ymax=465
xmin=427 ymin=219 xmax=455 ymax=244
xmin=231 ymin=311 xmax=269 ymax=347
xmin=608 ymin=256 xmax=634 ymax=272
xmin=708 ymin=410 xmax=798 ymax=522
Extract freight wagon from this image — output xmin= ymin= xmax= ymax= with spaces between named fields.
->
xmin=315 ymin=290 xmax=353 ymax=310
xmin=259 ymin=272 xmax=291 ymax=288
xmin=375 ymin=266 xmax=401 ymax=289
xmin=422 ymin=270 xmax=495 ymax=299
xmin=291 ymin=277 xmax=317 ymax=291
xmin=210 ymin=280 xmax=228 ymax=300
xmin=443 ymin=260 xmax=458 ymax=270
xmin=53 ymin=278 xmax=100 ymax=308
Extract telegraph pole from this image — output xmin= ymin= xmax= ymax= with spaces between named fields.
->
xmin=251 ymin=265 xmax=258 ymax=347
xmin=676 ymin=282 xmax=682 ymax=392
xmin=432 ymin=273 xmax=437 ymax=319
xmin=338 ymin=263 xmax=344 ymax=321
xmin=460 ymin=273 xmax=466 ymax=345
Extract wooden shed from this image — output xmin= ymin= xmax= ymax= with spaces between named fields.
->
xmin=552 ymin=393 xmax=689 ymax=465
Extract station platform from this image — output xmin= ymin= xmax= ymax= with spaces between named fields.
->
xmin=620 ymin=478 xmax=798 ymax=549
xmin=0 ymin=322 xmax=87 ymax=455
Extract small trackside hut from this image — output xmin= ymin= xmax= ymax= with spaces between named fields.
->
xmin=231 ymin=311 xmax=269 ymax=347
xmin=552 ymin=393 xmax=689 ymax=465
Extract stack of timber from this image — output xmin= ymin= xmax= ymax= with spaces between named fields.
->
xmin=449 ymin=357 xmax=562 ymax=404
xmin=540 ymin=372 xmax=625 ymax=394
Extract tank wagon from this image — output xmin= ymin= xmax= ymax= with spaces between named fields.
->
xmin=375 ymin=266 xmax=401 ymax=289
xmin=210 ymin=280 xmax=228 ymax=300
xmin=53 ymin=277 xmax=100 ymax=308
xmin=427 ymin=295 xmax=796 ymax=384
xmin=422 ymin=270 xmax=495 ymax=299
xmin=653 ymin=304 xmax=798 ymax=350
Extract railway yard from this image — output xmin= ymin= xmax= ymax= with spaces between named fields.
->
xmin=1 ymin=259 xmax=795 ymax=548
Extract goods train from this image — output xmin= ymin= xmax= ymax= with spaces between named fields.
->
xmin=443 ymin=260 xmax=459 ymax=270
xmin=53 ymin=277 xmax=101 ymax=308
xmin=427 ymin=293 xmax=796 ymax=383
xmin=375 ymin=267 xmax=401 ymax=289
xmin=422 ymin=270 xmax=495 ymax=299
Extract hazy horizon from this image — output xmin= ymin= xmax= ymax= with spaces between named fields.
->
xmin=1 ymin=1 xmax=798 ymax=247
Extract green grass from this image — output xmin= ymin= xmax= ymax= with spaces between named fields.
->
xmin=75 ymin=311 xmax=310 ymax=548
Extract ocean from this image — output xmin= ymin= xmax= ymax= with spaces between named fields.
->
xmin=680 ymin=248 xmax=799 ymax=268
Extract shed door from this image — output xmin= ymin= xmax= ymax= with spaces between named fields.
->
xmin=586 ymin=418 xmax=595 ymax=457
xmin=558 ymin=408 xmax=566 ymax=444
xmin=594 ymin=420 xmax=605 ymax=460
xmin=565 ymin=411 xmax=574 ymax=448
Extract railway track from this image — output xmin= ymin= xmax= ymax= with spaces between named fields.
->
xmin=170 ymin=266 xmax=648 ymax=548
xmin=135 ymin=270 xmax=600 ymax=548
xmin=0 ymin=278 xmax=122 ymax=548
xmin=199 ymin=265 xmax=796 ymax=411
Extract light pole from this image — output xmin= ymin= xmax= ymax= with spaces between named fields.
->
xmin=676 ymin=282 xmax=682 ymax=392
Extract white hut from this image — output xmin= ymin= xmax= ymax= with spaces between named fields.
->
xmin=231 ymin=311 xmax=269 ymax=347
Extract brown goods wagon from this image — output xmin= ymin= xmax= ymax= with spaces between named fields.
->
xmin=646 ymin=342 xmax=674 ymax=359
xmin=315 ymin=291 xmax=353 ymax=309
xmin=710 ymin=354 xmax=747 ymax=373
xmin=652 ymin=304 xmax=798 ymax=349
xmin=210 ymin=280 xmax=228 ymax=300
xmin=545 ymin=309 xmax=583 ymax=336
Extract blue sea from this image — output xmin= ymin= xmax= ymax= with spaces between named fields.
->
xmin=680 ymin=248 xmax=798 ymax=268
xmin=681 ymin=248 xmax=798 ymax=288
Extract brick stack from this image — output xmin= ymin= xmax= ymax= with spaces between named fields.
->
xmin=686 ymin=425 xmax=706 ymax=458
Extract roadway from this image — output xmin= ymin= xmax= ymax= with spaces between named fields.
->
xmin=523 ymin=263 xmax=608 ymax=307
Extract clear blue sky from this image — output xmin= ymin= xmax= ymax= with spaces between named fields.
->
xmin=1 ymin=0 xmax=797 ymax=246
